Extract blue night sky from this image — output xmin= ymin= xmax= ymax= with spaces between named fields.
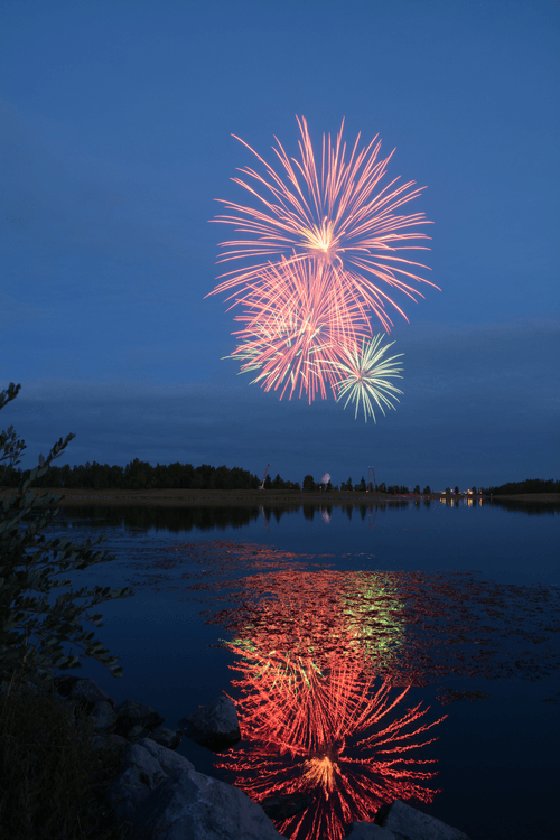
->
xmin=1 ymin=0 xmax=559 ymax=491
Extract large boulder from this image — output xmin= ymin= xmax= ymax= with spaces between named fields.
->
xmin=107 ymin=736 xmax=285 ymax=840
xmin=177 ymin=694 xmax=241 ymax=752
xmin=374 ymin=800 xmax=471 ymax=840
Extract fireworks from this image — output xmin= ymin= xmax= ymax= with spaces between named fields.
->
xmin=209 ymin=116 xmax=436 ymax=415
xmin=327 ymin=335 xmax=403 ymax=422
xmin=223 ymin=258 xmax=371 ymax=402
xmin=209 ymin=115 xmax=435 ymax=329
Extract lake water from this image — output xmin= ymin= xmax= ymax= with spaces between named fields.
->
xmin=20 ymin=498 xmax=560 ymax=840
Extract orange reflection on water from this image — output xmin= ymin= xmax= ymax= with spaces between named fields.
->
xmin=216 ymin=569 xmax=446 ymax=840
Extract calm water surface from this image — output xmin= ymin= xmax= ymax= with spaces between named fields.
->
xmin=29 ymin=500 xmax=560 ymax=840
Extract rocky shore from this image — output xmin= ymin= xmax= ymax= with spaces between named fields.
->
xmin=1 ymin=674 xmax=471 ymax=840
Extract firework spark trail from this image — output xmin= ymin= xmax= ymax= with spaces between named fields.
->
xmin=208 ymin=115 xmax=437 ymax=333
xmin=325 ymin=334 xmax=404 ymax=421
xmin=225 ymin=258 xmax=373 ymax=401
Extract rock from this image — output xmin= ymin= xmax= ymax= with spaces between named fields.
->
xmin=55 ymin=674 xmax=114 ymax=706
xmin=107 ymin=737 xmax=191 ymax=819
xmin=261 ymin=791 xmax=314 ymax=821
xmin=349 ymin=823 xmax=395 ymax=838
xmin=90 ymin=698 xmax=117 ymax=731
xmin=0 ymin=673 xmax=184 ymax=753
xmin=375 ymin=800 xmax=471 ymax=840
xmin=112 ymin=698 xmax=166 ymax=734
xmin=150 ymin=725 xmax=183 ymax=750
xmin=177 ymin=694 xmax=241 ymax=752
xmin=107 ymin=736 xmax=285 ymax=840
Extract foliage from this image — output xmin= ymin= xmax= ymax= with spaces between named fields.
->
xmin=0 ymin=456 xmax=264 ymax=491
xmin=0 ymin=665 xmax=148 ymax=840
xmin=0 ymin=382 xmax=134 ymax=689
xmin=0 ymin=457 xmax=308 ymax=492
xmin=482 ymin=477 xmax=560 ymax=496
xmin=303 ymin=475 xmax=315 ymax=492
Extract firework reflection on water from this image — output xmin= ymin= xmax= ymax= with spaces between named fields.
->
xmin=215 ymin=569 xmax=445 ymax=840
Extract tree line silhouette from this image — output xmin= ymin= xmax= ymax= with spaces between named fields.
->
xmin=0 ymin=458 xmax=557 ymax=496
xmin=481 ymin=478 xmax=560 ymax=496
xmin=0 ymin=458 xmax=303 ymax=491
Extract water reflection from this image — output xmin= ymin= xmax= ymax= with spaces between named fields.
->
xmin=485 ymin=499 xmax=560 ymax=515
xmin=56 ymin=504 xmax=264 ymax=531
xmin=52 ymin=498 xmax=560 ymax=536
xmin=158 ymin=540 xmax=559 ymax=840
xmin=214 ymin=570 xmax=445 ymax=840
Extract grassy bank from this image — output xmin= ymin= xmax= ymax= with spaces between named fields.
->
xmin=2 ymin=487 xmax=433 ymax=507
xmin=2 ymin=487 xmax=558 ymax=507
xmin=0 ymin=665 xmax=148 ymax=840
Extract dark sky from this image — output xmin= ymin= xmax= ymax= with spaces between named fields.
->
xmin=1 ymin=0 xmax=558 ymax=490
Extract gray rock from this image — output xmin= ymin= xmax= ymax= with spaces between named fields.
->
xmin=150 ymin=726 xmax=183 ymax=750
xmin=108 ymin=738 xmax=192 ymax=819
xmin=55 ymin=674 xmax=114 ymax=707
xmin=349 ymin=822 xmax=395 ymax=838
xmin=113 ymin=698 xmax=166 ymax=736
xmin=107 ymin=736 xmax=285 ymax=840
xmin=177 ymin=695 xmax=241 ymax=752
xmin=377 ymin=800 xmax=471 ymax=840
xmin=90 ymin=698 xmax=117 ymax=731
xmin=92 ymin=733 xmax=130 ymax=751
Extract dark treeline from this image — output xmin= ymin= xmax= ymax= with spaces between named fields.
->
xmin=0 ymin=458 xmax=299 ymax=491
xmin=482 ymin=478 xmax=560 ymax=496
xmin=2 ymin=458 xmax=557 ymax=496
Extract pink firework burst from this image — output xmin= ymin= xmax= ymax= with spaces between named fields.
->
xmin=224 ymin=257 xmax=372 ymax=401
xmin=209 ymin=115 xmax=437 ymax=333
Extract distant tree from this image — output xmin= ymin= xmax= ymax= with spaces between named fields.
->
xmin=378 ymin=482 xmax=387 ymax=493
xmin=455 ymin=486 xmax=459 ymax=495
xmin=445 ymin=487 xmax=450 ymax=494
xmin=413 ymin=485 xmax=421 ymax=495
xmin=422 ymin=485 xmax=431 ymax=495
xmin=472 ymin=486 xmax=477 ymax=495
xmin=326 ymin=480 xmax=333 ymax=492
xmin=303 ymin=474 xmax=315 ymax=491
xmin=342 ymin=476 xmax=352 ymax=491
xmin=359 ymin=477 xmax=366 ymax=492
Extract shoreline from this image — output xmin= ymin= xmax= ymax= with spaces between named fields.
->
xmin=1 ymin=486 xmax=558 ymax=507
